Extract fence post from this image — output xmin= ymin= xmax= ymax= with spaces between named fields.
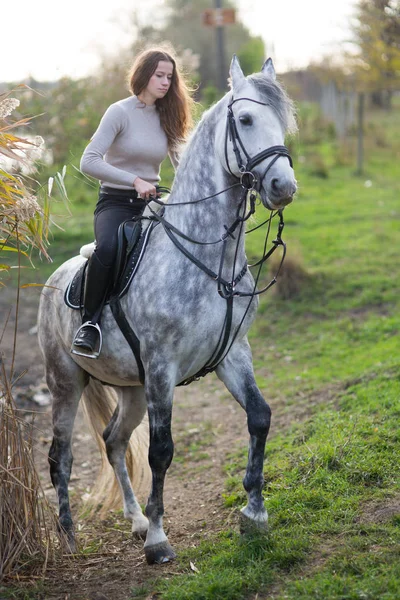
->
xmin=356 ymin=92 xmax=365 ymax=175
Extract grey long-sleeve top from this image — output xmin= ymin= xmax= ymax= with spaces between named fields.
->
xmin=80 ymin=95 xmax=178 ymax=190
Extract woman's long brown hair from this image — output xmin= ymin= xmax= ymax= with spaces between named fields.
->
xmin=127 ymin=46 xmax=194 ymax=150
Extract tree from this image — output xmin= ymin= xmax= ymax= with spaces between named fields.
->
xmin=237 ymin=36 xmax=266 ymax=76
xmin=133 ymin=0 xmax=265 ymax=92
xmin=14 ymin=2 xmax=267 ymax=171
xmin=349 ymin=0 xmax=400 ymax=105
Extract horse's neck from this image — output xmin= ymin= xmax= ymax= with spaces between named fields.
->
xmin=164 ymin=114 xmax=247 ymax=273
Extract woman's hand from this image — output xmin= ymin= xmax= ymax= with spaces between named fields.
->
xmin=133 ymin=177 xmax=157 ymax=199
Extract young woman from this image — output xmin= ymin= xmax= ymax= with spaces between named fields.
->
xmin=72 ymin=46 xmax=194 ymax=357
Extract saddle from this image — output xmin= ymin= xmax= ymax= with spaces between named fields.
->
xmin=65 ymin=218 xmax=155 ymax=310
xmin=65 ymin=217 xmax=157 ymax=382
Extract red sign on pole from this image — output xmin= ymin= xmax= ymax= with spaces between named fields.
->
xmin=202 ymin=8 xmax=236 ymax=27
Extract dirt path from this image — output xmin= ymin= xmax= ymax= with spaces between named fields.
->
xmin=2 ymin=284 xmax=332 ymax=599
xmin=2 ymin=287 xmax=253 ymax=599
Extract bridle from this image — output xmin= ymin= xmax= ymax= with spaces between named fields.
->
xmin=141 ymin=95 xmax=295 ymax=384
xmin=224 ymin=96 xmax=293 ymax=194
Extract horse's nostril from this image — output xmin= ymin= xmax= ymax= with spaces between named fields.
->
xmin=271 ymin=178 xmax=279 ymax=191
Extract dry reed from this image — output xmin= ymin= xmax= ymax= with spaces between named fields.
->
xmin=0 ymin=362 xmax=60 ymax=580
xmin=0 ymin=85 xmax=66 ymax=583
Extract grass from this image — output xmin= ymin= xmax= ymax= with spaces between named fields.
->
xmin=142 ymin=371 xmax=399 ymax=600
xmin=126 ymin=104 xmax=400 ymax=598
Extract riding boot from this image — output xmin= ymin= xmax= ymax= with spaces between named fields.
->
xmin=72 ymin=252 xmax=112 ymax=356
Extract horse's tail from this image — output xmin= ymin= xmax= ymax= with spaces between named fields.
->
xmin=81 ymin=378 xmax=150 ymax=515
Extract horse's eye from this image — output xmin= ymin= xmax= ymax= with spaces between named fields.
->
xmin=239 ymin=114 xmax=253 ymax=126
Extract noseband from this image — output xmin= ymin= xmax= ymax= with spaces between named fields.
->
xmin=225 ymin=97 xmax=293 ymax=190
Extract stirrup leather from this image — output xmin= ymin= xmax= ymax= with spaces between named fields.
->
xmin=71 ymin=322 xmax=103 ymax=359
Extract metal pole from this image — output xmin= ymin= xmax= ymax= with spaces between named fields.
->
xmin=215 ymin=0 xmax=226 ymax=91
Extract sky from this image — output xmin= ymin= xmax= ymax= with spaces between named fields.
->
xmin=3 ymin=0 xmax=357 ymax=83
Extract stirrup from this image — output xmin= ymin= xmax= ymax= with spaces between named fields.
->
xmin=71 ymin=322 xmax=103 ymax=359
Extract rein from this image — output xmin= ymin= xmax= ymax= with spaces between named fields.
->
xmin=146 ymin=186 xmax=255 ymax=297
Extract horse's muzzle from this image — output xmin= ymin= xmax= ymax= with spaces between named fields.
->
xmin=263 ymin=194 xmax=294 ymax=211
xmin=262 ymin=177 xmax=297 ymax=210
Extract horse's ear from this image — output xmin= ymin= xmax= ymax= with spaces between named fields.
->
xmin=229 ymin=54 xmax=245 ymax=89
xmin=262 ymin=57 xmax=276 ymax=80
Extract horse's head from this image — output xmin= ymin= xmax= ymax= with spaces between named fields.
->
xmin=217 ymin=56 xmax=297 ymax=211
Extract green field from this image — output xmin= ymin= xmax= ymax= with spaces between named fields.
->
xmin=8 ymin=100 xmax=400 ymax=599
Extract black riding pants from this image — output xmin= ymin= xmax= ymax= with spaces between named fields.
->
xmin=93 ymin=187 xmax=146 ymax=267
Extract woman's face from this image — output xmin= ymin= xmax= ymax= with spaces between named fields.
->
xmin=144 ymin=60 xmax=174 ymax=103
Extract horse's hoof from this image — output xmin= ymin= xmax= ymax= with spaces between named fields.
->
xmin=58 ymin=523 xmax=77 ymax=553
xmin=132 ymin=527 xmax=148 ymax=541
xmin=144 ymin=541 xmax=176 ymax=565
xmin=60 ymin=533 xmax=77 ymax=554
xmin=239 ymin=511 xmax=268 ymax=536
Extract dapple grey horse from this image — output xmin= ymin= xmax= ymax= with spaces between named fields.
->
xmin=38 ymin=56 xmax=297 ymax=564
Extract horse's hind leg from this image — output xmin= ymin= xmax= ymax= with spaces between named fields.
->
xmin=103 ymin=386 xmax=149 ymax=537
xmin=217 ymin=339 xmax=271 ymax=531
xmin=46 ymin=352 xmax=87 ymax=552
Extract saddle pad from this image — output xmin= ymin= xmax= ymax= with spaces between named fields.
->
xmin=64 ymin=261 xmax=87 ymax=310
xmin=113 ymin=221 xmax=152 ymax=298
xmin=64 ymin=221 xmax=156 ymax=310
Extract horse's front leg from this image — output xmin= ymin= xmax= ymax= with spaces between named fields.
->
xmin=143 ymin=369 xmax=176 ymax=564
xmin=216 ymin=339 xmax=271 ymax=531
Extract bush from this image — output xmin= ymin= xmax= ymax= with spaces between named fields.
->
xmin=271 ymin=253 xmax=310 ymax=300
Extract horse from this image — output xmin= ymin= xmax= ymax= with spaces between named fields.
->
xmin=37 ymin=56 xmax=297 ymax=565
